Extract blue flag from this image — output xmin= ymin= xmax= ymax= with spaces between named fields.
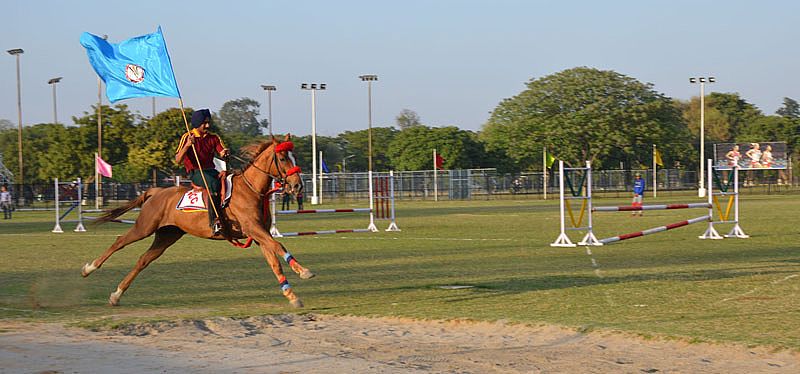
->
xmin=321 ymin=158 xmax=330 ymax=173
xmin=80 ymin=26 xmax=180 ymax=103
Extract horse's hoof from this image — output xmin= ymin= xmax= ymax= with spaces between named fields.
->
xmin=81 ymin=262 xmax=97 ymax=277
xmin=299 ymin=269 xmax=315 ymax=280
xmin=290 ymin=298 xmax=304 ymax=308
xmin=108 ymin=289 xmax=122 ymax=306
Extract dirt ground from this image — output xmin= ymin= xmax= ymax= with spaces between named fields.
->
xmin=1 ymin=314 xmax=798 ymax=373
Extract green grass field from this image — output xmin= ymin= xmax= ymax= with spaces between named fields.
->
xmin=1 ymin=193 xmax=798 ymax=349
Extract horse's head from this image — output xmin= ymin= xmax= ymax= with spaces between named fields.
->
xmin=243 ymin=134 xmax=303 ymax=196
xmin=272 ymin=135 xmax=303 ymax=195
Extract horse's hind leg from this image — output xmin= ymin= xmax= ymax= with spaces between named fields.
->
xmin=81 ymin=222 xmax=158 ymax=277
xmin=109 ymin=226 xmax=184 ymax=306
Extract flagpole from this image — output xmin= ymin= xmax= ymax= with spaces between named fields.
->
xmin=319 ymin=150 xmax=323 ymax=205
xmin=96 ymin=76 xmax=102 ymax=210
xmin=543 ymin=146 xmax=547 ymax=200
xmin=653 ymin=144 xmax=657 ymax=198
xmin=95 ymin=153 xmax=100 ymax=209
xmin=177 ymin=98 xmax=221 ymax=222
xmin=433 ymin=149 xmax=438 ymax=202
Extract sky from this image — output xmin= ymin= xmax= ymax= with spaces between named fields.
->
xmin=2 ymin=1 xmax=799 ymax=137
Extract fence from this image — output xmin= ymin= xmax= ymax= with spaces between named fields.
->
xmin=5 ymin=167 xmax=797 ymax=209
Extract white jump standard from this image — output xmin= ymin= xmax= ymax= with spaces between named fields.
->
xmin=52 ymin=177 xmax=86 ymax=233
xmin=551 ymin=159 xmax=747 ymax=246
xmin=699 ymin=159 xmax=748 ymax=239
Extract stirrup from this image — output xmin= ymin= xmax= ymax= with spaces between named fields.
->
xmin=212 ymin=221 xmax=222 ymax=235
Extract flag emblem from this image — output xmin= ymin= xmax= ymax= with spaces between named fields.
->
xmin=125 ymin=64 xmax=145 ymax=83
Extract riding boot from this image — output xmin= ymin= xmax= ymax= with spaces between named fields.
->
xmin=207 ymin=193 xmax=222 ymax=235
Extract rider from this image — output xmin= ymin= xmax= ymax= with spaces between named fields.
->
xmin=175 ymin=109 xmax=229 ymax=234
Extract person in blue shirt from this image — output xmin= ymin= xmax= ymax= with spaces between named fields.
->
xmin=632 ymin=173 xmax=645 ymax=216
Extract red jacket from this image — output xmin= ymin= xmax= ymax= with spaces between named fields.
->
xmin=176 ymin=129 xmax=226 ymax=172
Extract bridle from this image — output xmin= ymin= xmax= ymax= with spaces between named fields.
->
xmin=232 ymin=142 xmax=302 ymax=198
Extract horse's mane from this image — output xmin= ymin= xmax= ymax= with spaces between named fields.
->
xmin=239 ymin=140 xmax=274 ymax=159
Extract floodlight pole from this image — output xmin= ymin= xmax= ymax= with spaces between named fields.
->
xmin=301 ymin=83 xmax=326 ymax=205
xmin=48 ymin=77 xmax=63 ymax=124
xmin=7 ymin=48 xmax=24 ymax=202
xmin=689 ymin=76 xmax=715 ymax=197
xmin=261 ymin=85 xmax=276 ymax=136
xmin=359 ymin=74 xmax=378 ymax=172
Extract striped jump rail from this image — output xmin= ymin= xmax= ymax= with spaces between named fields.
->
xmin=278 ymin=228 xmax=373 ymax=237
xmin=83 ymin=216 xmax=136 ymax=224
xmin=270 ymin=171 xmax=400 ymax=237
xmin=593 ymin=203 xmax=711 ymax=212
xmin=598 ymin=215 xmax=710 ymax=245
xmin=276 ymin=208 xmax=372 ymax=215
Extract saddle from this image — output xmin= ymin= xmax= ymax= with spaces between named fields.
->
xmin=177 ymin=172 xmax=234 ymax=211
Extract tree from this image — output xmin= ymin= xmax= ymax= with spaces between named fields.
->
xmin=338 ymin=127 xmax=399 ymax=171
xmin=738 ymin=115 xmax=799 ymax=156
xmin=481 ymin=67 xmax=691 ymax=170
xmin=72 ymin=104 xmax=139 ymax=167
xmin=219 ymin=98 xmax=266 ymax=137
xmin=776 ymin=97 xmax=800 ymax=119
xmin=395 ymin=109 xmax=421 ymax=130
xmin=707 ymin=92 xmax=762 ymax=141
xmin=128 ymin=108 xmax=195 ymax=180
xmin=387 ymin=126 xmax=486 ymax=170
xmin=678 ymin=97 xmax=731 ymax=143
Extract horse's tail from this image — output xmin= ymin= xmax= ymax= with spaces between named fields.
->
xmin=93 ymin=189 xmax=157 ymax=225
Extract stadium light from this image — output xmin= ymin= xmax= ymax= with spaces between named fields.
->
xmin=300 ymin=82 xmax=326 ymax=204
xmin=7 ymin=48 xmax=24 ymax=198
xmin=689 ymin=76 xmax=715 ymax=197
xmin=261 ymin=85 xmax=276 ymax=136
xmin=48 ymin=77 xmax=63 ymax=125
xmin=359 ymin=75 xmax=378 ymax=173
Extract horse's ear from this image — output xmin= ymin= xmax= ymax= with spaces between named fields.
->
xmin=270 ymin=135 xmax=278 ymax=144
xmin=284 ymin=133 xmax=291 ymax=142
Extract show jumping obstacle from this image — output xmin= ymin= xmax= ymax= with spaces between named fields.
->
xmin=269 ymin=170 xmax=400 ymax=237
xmin=699 ymin=159 xmax=749 ymax=240
xmin=551 ymin=160 xmax=747 ymax=247
xmin=51 ymin=177 xmax=86 ymax=233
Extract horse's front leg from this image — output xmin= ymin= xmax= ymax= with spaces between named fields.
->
xmin=245 ymin=224 xmax=313 ymax=308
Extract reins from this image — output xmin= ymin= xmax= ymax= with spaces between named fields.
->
xmin=226 ymin=141 xmax=302 ymax=248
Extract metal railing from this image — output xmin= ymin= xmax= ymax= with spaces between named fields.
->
xmin=5 ymin=167 xmax=797 ymax=208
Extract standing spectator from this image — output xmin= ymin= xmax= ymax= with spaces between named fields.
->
xmin=632 ymin=173 xmax=645 ymax=216
xmin=296 ymin=191 xmax=304 ymax=210
xmin=281 ymin=191 xmax=292 ymax=210
xmin=0 ymin=185 xmax=12 ymax=219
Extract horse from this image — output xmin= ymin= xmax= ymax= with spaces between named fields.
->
xmin=80 ymin=135 xmax=314 ymax=308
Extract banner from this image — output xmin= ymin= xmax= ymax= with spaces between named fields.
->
xmin=96 ymin=154 xmax=113 ymax=178
xmin=713 ymin=141 xmax=787 ymax=170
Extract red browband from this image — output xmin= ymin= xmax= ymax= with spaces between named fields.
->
xmin=286 ymin=166 xmax=301 ymax=176
xmin=275 ymin=141 xmax=294 ymax=153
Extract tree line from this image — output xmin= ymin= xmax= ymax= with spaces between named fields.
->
xmin=1 ymin=67 xmax=798 ymax=184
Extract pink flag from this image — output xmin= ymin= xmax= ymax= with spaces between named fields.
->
xmin=96 ymin=154 xmax=113 ymax=178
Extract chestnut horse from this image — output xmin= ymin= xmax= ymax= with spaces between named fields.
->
xmin=81 ymin=136 xmax=314 ymax=308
